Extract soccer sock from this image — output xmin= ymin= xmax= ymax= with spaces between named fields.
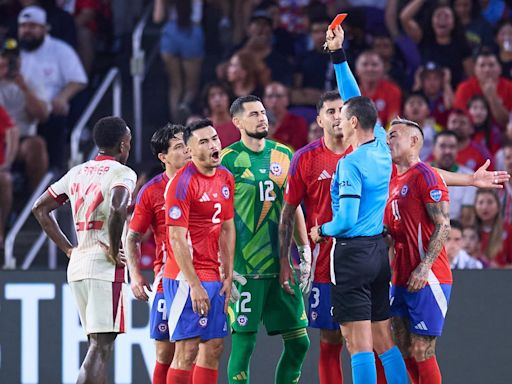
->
xmin=417 ymin=356 xmax=442 ymax=384
xmin=227 ymin=331 xmax=257 ymax=383
xmin=375 ymin=351 xmax=387 ymax=384
xmin=275 ymin=328 xmax=310 ymax=384
xmin=351 ymin=351 xmax=376 ymax=384
xmin=192 ymin=366 xmax=218 ymax=384
xmin=188 ymin=364 xmax=196 ymax=384
xmin=319 ymin=341 xmax=343 ymax=384
xmin=379 ymin=346 xmax=408 ymax=384
xmin=166 ymin=368 xmax=190 ymax=384
xmin=404 ymin=357 xmax=419 ymax=384
xmin=153 ymin=361 xmax=170 ymax=384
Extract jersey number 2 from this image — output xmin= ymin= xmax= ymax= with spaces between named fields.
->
xmin=212 ymin=202 xmax=222 ymax=223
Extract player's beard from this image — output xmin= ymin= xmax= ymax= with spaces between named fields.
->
xmin=246 ymin=130 xmax=268 ymax=139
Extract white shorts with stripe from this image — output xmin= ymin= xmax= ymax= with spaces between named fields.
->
xmin=69 ymin=279 xmax=127 ymax=335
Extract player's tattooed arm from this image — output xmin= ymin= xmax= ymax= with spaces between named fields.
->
xmin=126 ymin=230 xmax=151 ymax=301
xmin=279 ymin=202 xmax=298 ymax=294
xmin=407 ymin=201 xmax=450 ymax=292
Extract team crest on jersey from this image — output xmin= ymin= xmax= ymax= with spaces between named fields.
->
xmin=168 ymin=206 xmax=182 ymax=220
xmin=430 ymin=189 xmax=442 ymax=202
xmin=222 ymin=185 xmax=230 ymax=199
xmin=237 ymin=315 xmax=248 ymax=326
xmin=270 ymin=162 xmax=282 ymax=176
xmin=400 ymin=185 xmax=409 ymax=197
xmin=311 ymin=311 xmax=318 ymax=321
xmin=199 ymin=317 xmax=208 ymax=327
xmin=158 ymin=323 xmax=168 ymax=333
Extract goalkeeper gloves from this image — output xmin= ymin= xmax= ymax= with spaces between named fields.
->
xmin=230 ymin=271 xmax=247 ymax=303
xmin=297 ymin=244 xmax=313 ymax=294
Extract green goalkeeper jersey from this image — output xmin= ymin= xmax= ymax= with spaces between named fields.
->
xmin=221 ymin=139 xmax=292 ymax=279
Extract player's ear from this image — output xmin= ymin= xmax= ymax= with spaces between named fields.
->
xmin=232 ymin=115 xmax=241 ymax=129
xmin=157 ymin=152 xmax=167 ymax=164
xmin=316 ymin=115 xmax=322 ymax=127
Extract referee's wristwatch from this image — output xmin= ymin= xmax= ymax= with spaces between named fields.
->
xmin=317 ymin=225 xmax=324 ymax=238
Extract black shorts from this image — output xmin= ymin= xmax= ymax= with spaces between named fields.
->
xmin=330 ymin=235 xmax=391 ymax=324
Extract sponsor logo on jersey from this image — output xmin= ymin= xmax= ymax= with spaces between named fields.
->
xmin=339 ymin=180 xmax=352 ymax=187
xmin=401 ymin=185 xmax=409 ymax=197
xmin=199 ymin=193 xmax=210 ymax=202
xmin=158 ymin=323 xmax=168 ymax=333
xmin=430 ymin=189 xmax=442 ymax=202
xmin=222 ymin=185 xmax=230 ymax=199
xmin=300 ymin=311 xmax=307 ymax=321
xmin=168 ymin=206 xmax=181 ymax=220
xmin=311 ymin=311 xmax=318 ymax=321
xmin=270 ymin=162 xmax=282 ymax=176
xmin=414 ymin=321 xmax=428 ymax=331
xmin=213 ymin=193 xmax=218 ymax=198
xmin=317 ymin=170 xmax=332 ymax=181
xmin=199 ymin=317 xmax=208 ymax=327
xmin=237 ymin=315 xmax=248 ymax=326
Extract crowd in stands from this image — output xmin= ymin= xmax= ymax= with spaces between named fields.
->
xmin=2 ymin=0 xmax=512 ymax=269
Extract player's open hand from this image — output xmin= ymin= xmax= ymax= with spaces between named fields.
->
xmin=279 ymin=257 xmax=296 ymax=295
xmin=324 ymin=25 xmax=344 ymax=51
xmin=98 ymin=240 xmax=126 ymax=267
xmin=473 ymin=160 xmax=510 ymax=189
xmin=407 ymin=262 xmax=430 ymax=292
xmin=191 ymin=283 xmax=210 ymax=317
xmin=130 ymin=272 xmax=151 ymax=301
xmin=229 ymin=271 xmax=247 ymax=304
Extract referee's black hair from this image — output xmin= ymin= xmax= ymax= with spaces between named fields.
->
xmin=184 ymin=118 xmax=214 ymax=144
xmin=316 ymin=91 xmax=341 ymax=113
xmin=93 ymin=116 xmax=128 ymax=149
xmin=230 ymin=95 xmax=261 ymax=117
xmin=343 ymin=96 xmax=377 ymax=131
xmin=150 ymin=123 xmax=185 ymax=158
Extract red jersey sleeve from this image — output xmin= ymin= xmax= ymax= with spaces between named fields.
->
xmin=165 ymin=173 xmax=193 ymax=228
xmin=223 ymin=173 xmax=235 ymax=220
xmin=129 ymin=187 xmax=153 ymax=234
xmin=284 ymin=151 xmax=307 ymax=206
xmin=416 ymin=163 xmax=449 ymax=205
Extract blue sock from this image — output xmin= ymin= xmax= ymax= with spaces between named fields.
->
xmin=379 ymin=345 xmax=408 ymax=384
xmin=351 ymin=351 xmax=376 ymax=384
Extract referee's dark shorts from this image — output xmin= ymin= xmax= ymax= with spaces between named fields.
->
xmin=330 ymin=234 xmax=391 ymax=324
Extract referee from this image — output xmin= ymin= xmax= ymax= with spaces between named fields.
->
xmin=309 ymin=25 xmax=408 ymax=384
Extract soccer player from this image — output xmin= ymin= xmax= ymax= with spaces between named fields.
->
xmin=222 ymin=95 xmax=310 ymax=384
xmin=126 ymin=123 xmax=191 ymax=384
xmin=164 ymin=119 xmax=235 ymax=384
xmin=384 ymin=117 xmax=452 ymax=384
xmin=32 ymin=116 xmax=137 ymax=384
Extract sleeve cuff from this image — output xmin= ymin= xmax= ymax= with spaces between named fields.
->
xmin=330 ymin=49 xmax=347 ymax=64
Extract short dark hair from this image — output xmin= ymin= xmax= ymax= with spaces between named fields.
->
xmin=230 ymin=95 xmax=261 ymax=117
xmin=390 ymin=117 xmax=424 ymax=138
xmin=150 ymin=123 xmax=185 ymax=158
xmin=316 ymin=91 xmax=341 ymax=113
xmin=450 ymin=219 xmax=462 ymax=232
xmin=404 ymin=91 xmax=429 ymax=107
xmin=434 ymin=130 xmax=458 ymax=145
xmin=475 ymin=46 xmax=498 ymax=62
xmin=343 ymin=96 xmax=377 ymax=131
xmin=184 ymin=118 xmax=214 ymax=144
xmin=93 ymin=116 xmax=128 ymax=149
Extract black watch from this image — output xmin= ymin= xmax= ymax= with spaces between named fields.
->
xmin=317 ymin=225 xmax=324 ymax=238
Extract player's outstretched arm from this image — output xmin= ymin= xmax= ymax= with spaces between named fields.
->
xmin=407 ymin=201 xmax=450 ymax=293
xmin=435 ymin=160 xmax=510 ymax=188
xmin=219 ymin=218 xmax=235 ymax=313
xmin=279 ymin=201 xmax=298 ymax=295
xmin=105 ymin=186 xmax=131 ymax=266
xmin=125 ymin=229 xmax=151 ymax=301
xmin=32 ymin=192 xmax=74 ymax=258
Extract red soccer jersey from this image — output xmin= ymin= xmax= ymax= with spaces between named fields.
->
xmin=385 ymin=162 xmax=452 ymax=287
xmin=129 ymin=172 xmax=169 ymax=281
xmin=284 ymin=138 xmax=353 ymax=283
xmin=164 ymin=162 xmax=234 ymax=281
xmin=479 ymin=224 xmax=512 ymax=267
xmin=456 ymin=141 xmax=492 ymax=171
xmin=361 ymin=79 xmax=402 ymax=127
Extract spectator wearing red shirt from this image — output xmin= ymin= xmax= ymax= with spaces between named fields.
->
xmin=454 ymin=50 xmax=512 ymax=128
xmin=263 ymin=82 xmax=308 ymax=150
xmin=447 ymin=109 xmax=492 ymax=170
xmin=355 ymin=50 xmax=402 ymax=127
xmin=467 ymin=95 xmax=502 ymax=155
xmin=202 ymin=81 xmax=240 ymax=148
xmin=0 ymin=106 xmax=17 ymax=248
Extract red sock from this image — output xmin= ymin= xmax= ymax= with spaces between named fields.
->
xmin=404 ymin=357 xmax=420 ymax=384
xmin=192 ymin=365 xmax=218 ymax=384
xmin=319 ymin=342 xmax=343 ymax=384
xmin=375 ymin=351 xmax=387 ymax=384
xmin=166 ymin=368 xmax=191 ymax=384
xmin=417 ymin=356 xmax=442 ymax=384
xmin=153 ymin=361 xmax=170 ymax=384
xmin=188 ymin=364 xmax=196 ymax=384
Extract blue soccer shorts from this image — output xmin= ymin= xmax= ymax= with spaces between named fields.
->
xmin=150 ymin=290 xmax=170 ymax=340
xmin=163 ymin=278 xmax=228 ymax=341
xmin=390 ymin=284 xmax=452 ymax=337
xmin=308 ymin=282 xmax=339 ymax=331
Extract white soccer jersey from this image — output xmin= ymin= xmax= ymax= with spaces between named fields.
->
xmin=48 ymin=156 xmax=137 ymax=282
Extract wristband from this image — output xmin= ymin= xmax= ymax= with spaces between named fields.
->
xmin=330 ymin=48 xmax=347 ymax=64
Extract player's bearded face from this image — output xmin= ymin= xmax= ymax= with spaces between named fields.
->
xmin=319 ymin=99 xmax=344 ymax=139
xmin=241 ymin=101 xmax=269 ymax=139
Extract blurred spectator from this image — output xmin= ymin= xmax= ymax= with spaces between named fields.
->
xmin=371 ymin=33 xmax=408 ymax=89
xmin=447 ymin=109 xmax=491 ymax=170
xmin=292 ymin=16 xmax=331 ymax=106
xmin=431 ymin=130 xmax=476 ymax=226
xmin=154 ymin=0 xmax=204 ymax=121
xmin=0 ymin=38 xmax=49 ymax=191
xmin=446 ymin=220 xmax=483 ymax=269
xmin=412 ymin=61 xmax=454 ymax=128
xmin=185 ymin=114 xmax=204 ymax=126
xmin=474 ymin=188 xmax=512 ymax=267
xmin=495 ymin=19 xmax=512 ymax=79
xmin=400 ymin=0 xmax=473 ymax=87
xmin=308 ymin=120 xmax=322 ymax=143
xmin=402 ymin=91 xmax=441 ymax=160
xmin=467 ymin=95 xmax=502 ymax=155
xmin=454 ymin=49 xmax=512 ymax=128
xmin=480 ymin=0 xmax=511 ymax=27
xmin=493 ymin=118 xmax=512 ymax=171
xmin=264 ymin=81 xmax=308 ymax=150
xmin=451 ymin=0 xmax=494 ymax=55
xmin=202 ymin=81 xmax=240 ymax=147
xmin=355 ymin=50 xmax=401 ymax=126
xmin=462 ymin=225 xmax=488 ymax=267
xmin=218 ymin=50 xmax=269 ymax=98
xmin=498 ymin=141 xmax=512 ymax=224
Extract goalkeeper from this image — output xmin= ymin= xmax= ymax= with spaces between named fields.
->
xmin=221 ymin=95 xmax=311 ymax=384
